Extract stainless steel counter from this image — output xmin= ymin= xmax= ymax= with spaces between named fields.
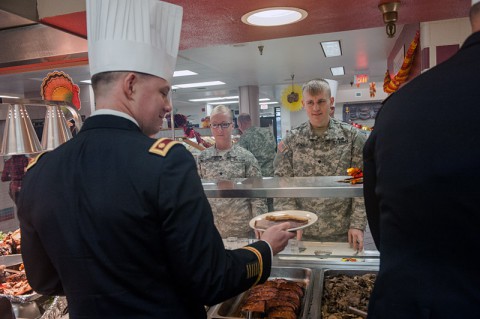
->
xmin=201 ymin=176 xmax=363 ymax=198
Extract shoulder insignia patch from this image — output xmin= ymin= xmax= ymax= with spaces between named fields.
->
xmin=26 ymin=152 xmax=48 ymax=171
xmin=277 ymin=140 xmax=288 ymax=153
xmin=149 ymin=138 xmax=181 ymax=157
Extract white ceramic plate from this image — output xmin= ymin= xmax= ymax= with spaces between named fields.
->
xmin=249 ymin=210 xmax=318 ymax=232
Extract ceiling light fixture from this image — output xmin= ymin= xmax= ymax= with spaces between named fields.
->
xmin=173 ymin=70 xmax=197 ymax=77
xmin=0 ymin=95 xmax=20 ymax=99
xmin=241 ymin=7 xmax=308 ymax=27
xmin=320 ymin=41 xmax=342 ymax=57
xmin=208 ymin=100 xmax=239 ymax=105
xmin=172 ymin=81 xmax=225 ymax=89
xmin=330 ymin=66 xmax=345 ymax=76
xmin=379 ymin=2 xmax=401 ymax=38
xmin=189 ymin=96 xmax=239 ymax=102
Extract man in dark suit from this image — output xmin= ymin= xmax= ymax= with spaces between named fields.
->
xmin=363 ymin=2 xmax=480 ymax=318
xmin=17 ymin=1 xmax=294 ymax=318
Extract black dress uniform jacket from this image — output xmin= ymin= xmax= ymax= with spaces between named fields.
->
xmin=18 ymin=115 xmax=272 ymax=319
xmin=363 ymin=31 xmax=480 ymax=318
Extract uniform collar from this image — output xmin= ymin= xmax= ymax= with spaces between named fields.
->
xmin=91 ymin=109 xmax=139 ymax=127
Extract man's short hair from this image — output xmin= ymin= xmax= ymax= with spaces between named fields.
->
xmin=210 ymin=105 xmax=233 ymax=121
xmin=91 ymin=71 xmax=153 ymax=94
xmin=237 ymin=113 xmax=251 ymax=124
xmin=302 ymin=79 xmax=331 ymax=98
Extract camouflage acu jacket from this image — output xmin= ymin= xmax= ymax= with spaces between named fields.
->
xmin=238 ymin=127 xmax=276 ymax=177
xmin=198 ymin=144 xmax=267 ymax=238
xmin=273 ymin=118 xmax=368 ymax=241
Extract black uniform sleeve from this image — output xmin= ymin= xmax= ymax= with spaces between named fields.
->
xmin=18 ymin=163 xmax=65 ymax=295
xmin=363 ymin=131 xmax=381 ymax=249
xmin=157 ymin=145 xmax=271 ymax=305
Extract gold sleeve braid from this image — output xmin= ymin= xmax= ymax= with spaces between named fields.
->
xmin=240 ymin=246 xmax=263 ymax=285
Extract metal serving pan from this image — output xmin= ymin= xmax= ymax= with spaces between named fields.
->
xmin=314 ymin=268 xmax=378 ymax=319
xmin=208 ymin=266 xmax=313 ymax=319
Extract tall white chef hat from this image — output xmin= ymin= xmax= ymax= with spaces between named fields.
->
xmin=86 ymin=0 xmax=182 ymax=82
xmin=473 ymin=0 xmax=480 ymax=5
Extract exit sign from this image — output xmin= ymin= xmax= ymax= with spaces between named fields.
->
xmin=354 ymin=74 xmax=369 ymax=84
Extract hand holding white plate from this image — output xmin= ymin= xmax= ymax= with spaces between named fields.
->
xmin=250 ymin=210 xmax=318 ymax=232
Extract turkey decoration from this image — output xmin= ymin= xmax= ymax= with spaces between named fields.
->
xmin=383 ymin=30 xmax=420 ymax=94
xmin=40 ymin=71 xmax=81 ymax=110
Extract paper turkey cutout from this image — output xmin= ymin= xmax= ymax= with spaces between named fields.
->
xmin=40 ymin=71 xmax=81 ymax=110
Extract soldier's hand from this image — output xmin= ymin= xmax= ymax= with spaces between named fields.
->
xmin=260 ymin=222 xmax=295 ymax=255
xmin=348 ymin=228 xmax=364 ymax=251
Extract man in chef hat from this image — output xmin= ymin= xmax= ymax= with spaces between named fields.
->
xmin=17 ymin=1 xmax=294 ymax=318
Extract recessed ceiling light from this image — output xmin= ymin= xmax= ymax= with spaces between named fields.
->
xmin=330 ymin=66 xmax=345 ymax=76
xmin=320 ymin=40 xmax=342 ymax=57
xmin=173 ymin=70 xmax=197 ymax=77
xmin=208 ymin=100 xmax=239 ymax=105
xmin=172 ymin=81 xmax=225 ymax=89
xmin=189 ymin=96 xmax=239 ymax=102
xmin=241 ymin=7 xmax=308 ymax=27
xmin=0 ymin=95 xmax=20 ymax=99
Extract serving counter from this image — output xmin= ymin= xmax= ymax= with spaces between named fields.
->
xmin=204 ymin=176 xmax=379 ymax=319
xmin=201 ymin=176 xmax=363 ymax=198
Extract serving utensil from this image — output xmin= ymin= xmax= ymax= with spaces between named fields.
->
xmin=348 ymin=306 xmax=368 ymax=318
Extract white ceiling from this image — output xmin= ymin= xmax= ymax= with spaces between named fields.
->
xmin=0 ymin=24 xmax=406 ymax=112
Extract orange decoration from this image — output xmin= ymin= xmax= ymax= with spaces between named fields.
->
xmin=41 ymin=71 xmax=81 ymax=110
xmin=369 ymin=82 xmax=376 ymax=98
xmin=383 ymin=31 xmax=420 ymax=94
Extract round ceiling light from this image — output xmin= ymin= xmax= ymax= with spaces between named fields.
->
xmin=241 ymin=7 xmax=308 ymax=27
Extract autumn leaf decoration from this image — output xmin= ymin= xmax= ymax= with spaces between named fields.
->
xmin=383 ymin=31 xmax=420 ymax=94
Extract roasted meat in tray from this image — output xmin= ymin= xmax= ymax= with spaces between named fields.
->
xmin=241 ymin=278 xmax=304 ymax=319
xmin=208 ymin=266 xmax=312 ymax=319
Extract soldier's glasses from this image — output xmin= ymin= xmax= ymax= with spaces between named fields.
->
xmin=211 ymin=122 xmax=231 ymax=129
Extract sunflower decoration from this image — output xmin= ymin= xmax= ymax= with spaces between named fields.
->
xmin=281 ymin=74 xmax=303 ymax=112
xmin=41 ymin=71 xmax=81 ymax=110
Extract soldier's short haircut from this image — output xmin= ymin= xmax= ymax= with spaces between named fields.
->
xmin=302 ymin=79 xmax=331 ymax=98
xmin=237 ymin=113 xmax=251 ymax=124
xmin=211 ymin=104 xmax=233 ymax=121
xmin=91 ymin=71 xmax=152 ymax=95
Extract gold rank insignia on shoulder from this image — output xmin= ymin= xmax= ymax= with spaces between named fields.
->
xmin=149 ymin=138 xmax=181 ymax=157
xmin=26 ymin=152 xmax=48 ymax=171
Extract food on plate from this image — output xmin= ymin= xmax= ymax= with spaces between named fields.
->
xmin=241 ymin=278 xmax=304 ymax=319
xmin=255 ymin=214 xmax=309 ymax=230
xmin=321 ymin=273 xmax=376 ymax=318
xmin=265 ymin=214 xmax=309 ymax=223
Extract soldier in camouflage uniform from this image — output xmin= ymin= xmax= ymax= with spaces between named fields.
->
xmin=274 ymin=79 xmax=367 ymax=248
xmin=198 ymin=105 xmax=267 ymax=238
xmin=237 ymin=113 xmax=276 ymax=177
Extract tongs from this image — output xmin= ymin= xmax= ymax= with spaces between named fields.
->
xmin=348 ymin=306 xmax=368 ymax=318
